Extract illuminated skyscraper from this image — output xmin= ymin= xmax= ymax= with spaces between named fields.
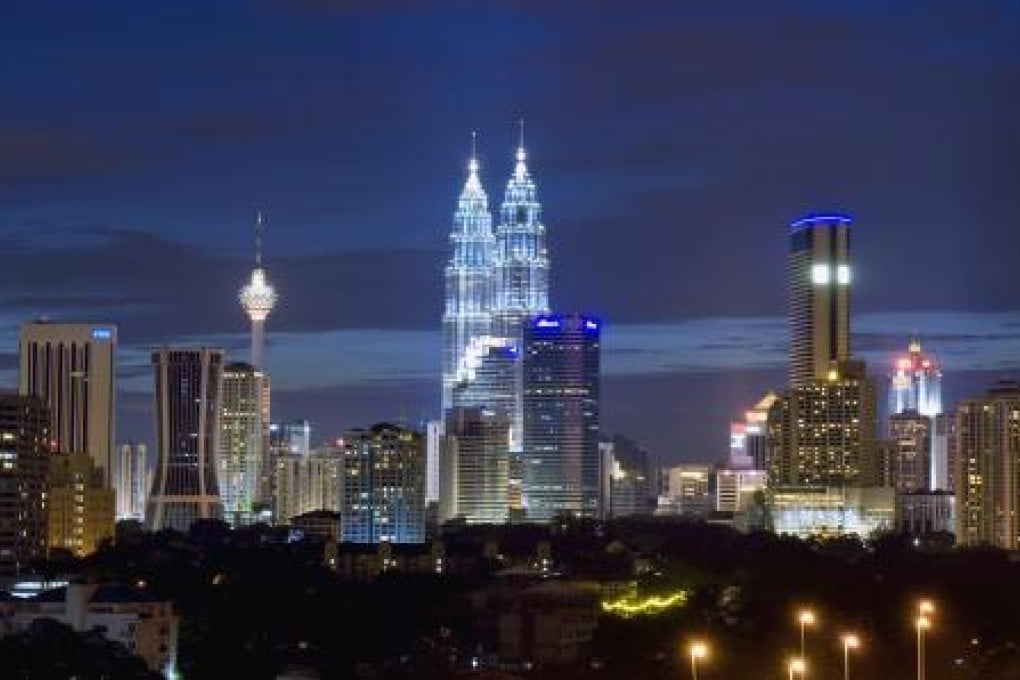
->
xmin=146 ymin=348 xmax=225 ymax=532
xmin=0 ymin=394 xmax=50 ymax=575
xmin=522 ymin=315 xmax=600 ymax=522
xmin=48 ymin=451 xmax=114 ymax=557
xmin=889 ymin=337 xmax=942 ymax=417
xmin=218 ymin=362 xmax=270 ymax=527
xmin=787 ymin=214 xmax=852 ymax=387
xmin=239 ymin=212 xmax=278 ymax=371
xmin=492 ymin=128 xmax=550 ymax=341
xmin=888 ymin=411 xmax=930 ymax=492
xmin=19 ymin=322 xmax=116 ymax=486
xmin=442 ymin=137 xmax=495 ymax=411
xmin=114 ymin=443 xmax=149 ymax=521
xmin=443 ymin=407 xmax=510 ymax=524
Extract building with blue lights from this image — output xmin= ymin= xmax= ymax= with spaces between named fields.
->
xmin=521 ymin=314 xmax=600 ymax=522
xmin=787 ymin=214 xmax=852 ymax=387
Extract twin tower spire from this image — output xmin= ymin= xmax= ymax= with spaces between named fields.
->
xmin=441 ymin=128 xmax=551 ymax=411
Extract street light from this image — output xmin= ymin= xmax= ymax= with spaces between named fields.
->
xmin=689 ymin=640 xmax=708 ymax=680
xmin=789 ymin=657 xmax=806 ymax=680
xmin=916 ymin=615 xmax=931 ymax=680
xmin=841 ymin=633 xmax=860 ymax=680
xmin=798 ymin=609 xmax=816 ymax=659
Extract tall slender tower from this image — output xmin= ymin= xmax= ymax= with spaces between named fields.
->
xmin=442 ymin=134 xmax=495 ymax=411
xmin=787 ymin=214 xmax=852 ymax=387
xmin=492 ymin=123 xmax=550 ymax=341
xmin=239 ymin=213 xmax=278 ymax=371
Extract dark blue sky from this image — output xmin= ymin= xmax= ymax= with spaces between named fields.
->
xmin=2 ymin=1 xmax=1019 ymax=461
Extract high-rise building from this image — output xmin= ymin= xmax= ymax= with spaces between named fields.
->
xmin=787 ymin=214 xmax=852 ymax=387
xmin=442 ymin=138 xmax=496 ymax=412
xmin=341 ymin=424 xmax=425 ymax=543
xmin=269 ymin=420 xmax=311 ymax=458
xmin=744 ymin=392 xmax=779 ymax=470
xmin=442 ymin=407 xmax=510 ymax=524
xmin=657 ymin=464 xmax=712 ymax=516
xmin=425 ymin=420 xmax=443 ymax=505
xmin=218 ymin=362 xmax=270 ymax=527
xmin=521 ymin=315 xmax=600 ymax=522
xmin=716 ymin=469 xmax=767 ymax=513
xmin=274 ymin=446 xmax=342 ymax=525
xmin=238 ymin=212 xmax=278 ymax=371
xmin=889 ymin=337 xmax=942 ymax=418
xmin=954 ymin=381 xmax=1020 ymax=548
xmin=0 ymin=394 xmax=51 ymax=575
xmin=19 ymin=322 xmax=116 ymax=486
xmin=600 ymin=436 xmax=651 ymax=519
xmin=113 ymin=443 xmax=149 ymax=521
xmin=888 ymin=411 xmax=930 ymax=492
xmin=48 ymin=451 xmax=115 ymax=557
xmin=146 ymin=348 xmax=225 ymax=533
xmin=767 ymin=359 xmax=879 ymax=487
xmin=492 ymin=133 xmax=550 ymax=341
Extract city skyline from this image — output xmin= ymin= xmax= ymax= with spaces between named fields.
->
xmin=1 ymin=1 xmax=1019 ymax=462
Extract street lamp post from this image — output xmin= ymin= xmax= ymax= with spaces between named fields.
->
xmin=689 ymin=640 xmax=708 ymax=680
xmin=916 ymin=600 xmax=935 ymax=680
xmin=842 ymin=633 xmax=859 ymax=680
xmin=798 ymin=609 xmax=816 ymax=659
xmin=789 ymin=657 xmax=806 ymax=680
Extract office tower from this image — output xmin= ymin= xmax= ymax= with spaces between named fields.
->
xmin=113 ymin=443 xmax=149 ymax=521
xmin=521 ymin=315 xmax=600 ymax=522
xmin=19 ymin=322 xmax=116 ymax=486
xmin=744 ymin=392 xmax=778 ymax=470
xmin=492 ymin=132 xmax=550 ymax=341
xmin=767 ymin=359 xmax=879 ymax=486
xmin=341 ymin=424 xmax=425 ymax=543
xmin=274 ymin=446 xmax=342 ymax=525
xmin=239 ymin=212 xmax=278 ymax=371
xmin=888 ymin=411 xmax=930 ymax=492
xmin=443 ymin=407 xmax=510 ymax=524
xmin=425 ymin=420 xmax=443 ymax=505
xmin=218 ymin=362 xmax=270 ymax=527
xmin=787 ymin=214 xmax=851 ymax=387
xmin=657 ymin=464 xmax=712 ymax=516
xmin=716 ymin=469 xmax=767 ymax=513
xmin=48 ymin=451 xmax=115 ymax=556
xmin=442 ymin=138 xmax=496 ymax=412
xmin=0 ymin=394 xmax=50 ymax=575
xmin=889 ymin=337 xmax=942 ymax=417
xmin=600 ymin=436 xmax=651 ymax=519
xmin=954 ymin=381 xmax=1020 ymax=548
xmin=269 ymin=420 xmax=311 ymax=458
xmin=146 ymin=348 xmax=225 ymax=532
xmin=727 ymin=423 xmax=755 ymax=469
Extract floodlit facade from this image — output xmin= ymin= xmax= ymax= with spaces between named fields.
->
xmin=341 ymin=424 xmax=425 ymax=543
xmin=146 ymin=348 xmax=225 ymax=532
xmin=238 ymin=212 xmax=278 ymax=371
xmin=113 ymin=443 xmax=149 ymax=521
xmin=48 ymin=452 xmax=115 ymax=557
xmin=19 ymin=322 xmax=116 ymax=486
xmin=269 ymin=420 xmax=311 ymax=458
xmin=522 ymin=315 xmax=600 ymax=522
xmin=443 ymin=406 xmax=510 ymax=524
xmin=273 ymin=447 xmax=342 ymax=525
xmin=657 ymin=464 xmax=712 ymax=516
xmin=889 ymin=337 xmax=942 ymax=418
xmin=218 ymin=362 xmax=270 ymax=527
xmin=770 ymin=486 xmax=895 ymax=538
xmin=888 ymin=411 xmax=930 ymax=492
xmin=716 ymin=469 xmax=767 ymax=513
xmin=600 ymin=437 xmax=651 ymax=519
xmin=954 ymin=381 xmax=1020 ymax=548
xmin=0 ymin=394 xmax=50 ymax=575
xmin=787 ymin=214 xmax=852 ymax=387
xmin=442 ymin=141 xmax=496 ymax=412
xmin=897 ymin=490 xmax=955 ymax=535
xmin=492 ymin=137 xmax=550 ymax=341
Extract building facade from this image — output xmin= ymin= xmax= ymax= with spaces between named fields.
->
xmin=954 ymin=381 xmax=1020 ymax=548
xmin=443 ymin=406 xmax=510 ymax=524
xmin=888 ymin=411 xmax=930 ymax=492
xmin=238 ymin=212 xmax=278 ymax=371
xmin=48 ymin=452 xmax=115 ymax=557
xmin=341 ymin=424 xmax=425 ymax=543
xmin=19 ymin=322 xmax=116 ymax=486
xmin=787 ymin=215 xmax=852 ymax=387
xmin=145 ymin=348 xmax=225 ymax=532
xmin=113 ymin=443 xmax=149 ymax=521
xmin=218 ymin=362 xmax=270 ymax=527
xmin=522 ymin=315 xmax=600 ymax=522
xmin=273 ymin=447 xmax=343 ymax=525
xmin=0 ymin=394 xmax=51 ymax=575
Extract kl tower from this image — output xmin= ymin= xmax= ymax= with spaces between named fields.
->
xmin=239 ymin=212 xmax=278 ymax=370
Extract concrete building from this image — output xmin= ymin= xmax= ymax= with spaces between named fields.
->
xmin=600 ymin=437 xmax=651 ymax=519
xmin=113 ymin=443 xmax=149 ymax=522
xmin=145 ymin=348 xmax=225 ymax=532
xmin=218 ymin=362 xmax=271 ymax=527
xmin=341 ymin=424 xmax=425 ymax=544
xmin=521 ymin=315 xmax=601 ymax=522
xmin=443 ymin=406 xmax=510 ymax=524
xmin=273 ymin=447 xmax=343 ymax=525
xmin=0 ymin=394 xmax=51 ymax=575
xmin=896 ymin=491 xmax=955 ymax=536
xmin=889 ymin=411 xmax=930 ymax=492
xmin=769 ymin=486 xmax=895 ymax=538
xmin=657 ymin=464 xmax=712 ymax=516
xmin=3 ymin=582 xmax=178 ymax=674
xmin=953 ymin=381 xmax=1020 ymax=548
xmin=48 ymin=452 xmax=114 ymax=557
xmin=716 ymin=469 xmax=767 ymax=513
xmin=19 ymin=322 xmax=116 ymax=486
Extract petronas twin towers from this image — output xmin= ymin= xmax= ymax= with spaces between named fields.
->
xmin=441 ymin=134 xmax=550 ymax=411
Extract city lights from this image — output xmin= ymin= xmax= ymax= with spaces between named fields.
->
xmin=601 ymin=591 xmax=689 ymax=618
xmin=689 ymin=640 xmax=708 ymax=680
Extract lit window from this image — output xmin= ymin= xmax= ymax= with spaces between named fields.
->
xmin=837 ymin=264 xmax=851 ymax=285
xmin=811 ymin=264 xmax=830 ymax=285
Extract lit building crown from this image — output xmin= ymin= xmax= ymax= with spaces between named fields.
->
xmin=239 ymin=212 xmax=277 ymax=323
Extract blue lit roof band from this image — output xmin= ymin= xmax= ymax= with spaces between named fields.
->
xmin=789 ymin=214 xmax=853 ymax=233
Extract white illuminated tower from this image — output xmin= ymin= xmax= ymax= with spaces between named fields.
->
xmin=239 ymin=212 xmax=278 ymax=371
xmin=492 ymin=122 xmax=550 ymax=340
xmin=442 ymin=134 xmax=495 ymax=412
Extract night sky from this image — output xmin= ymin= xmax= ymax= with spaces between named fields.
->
xmin=2 ymin=1 xmax=1019 ymax=463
